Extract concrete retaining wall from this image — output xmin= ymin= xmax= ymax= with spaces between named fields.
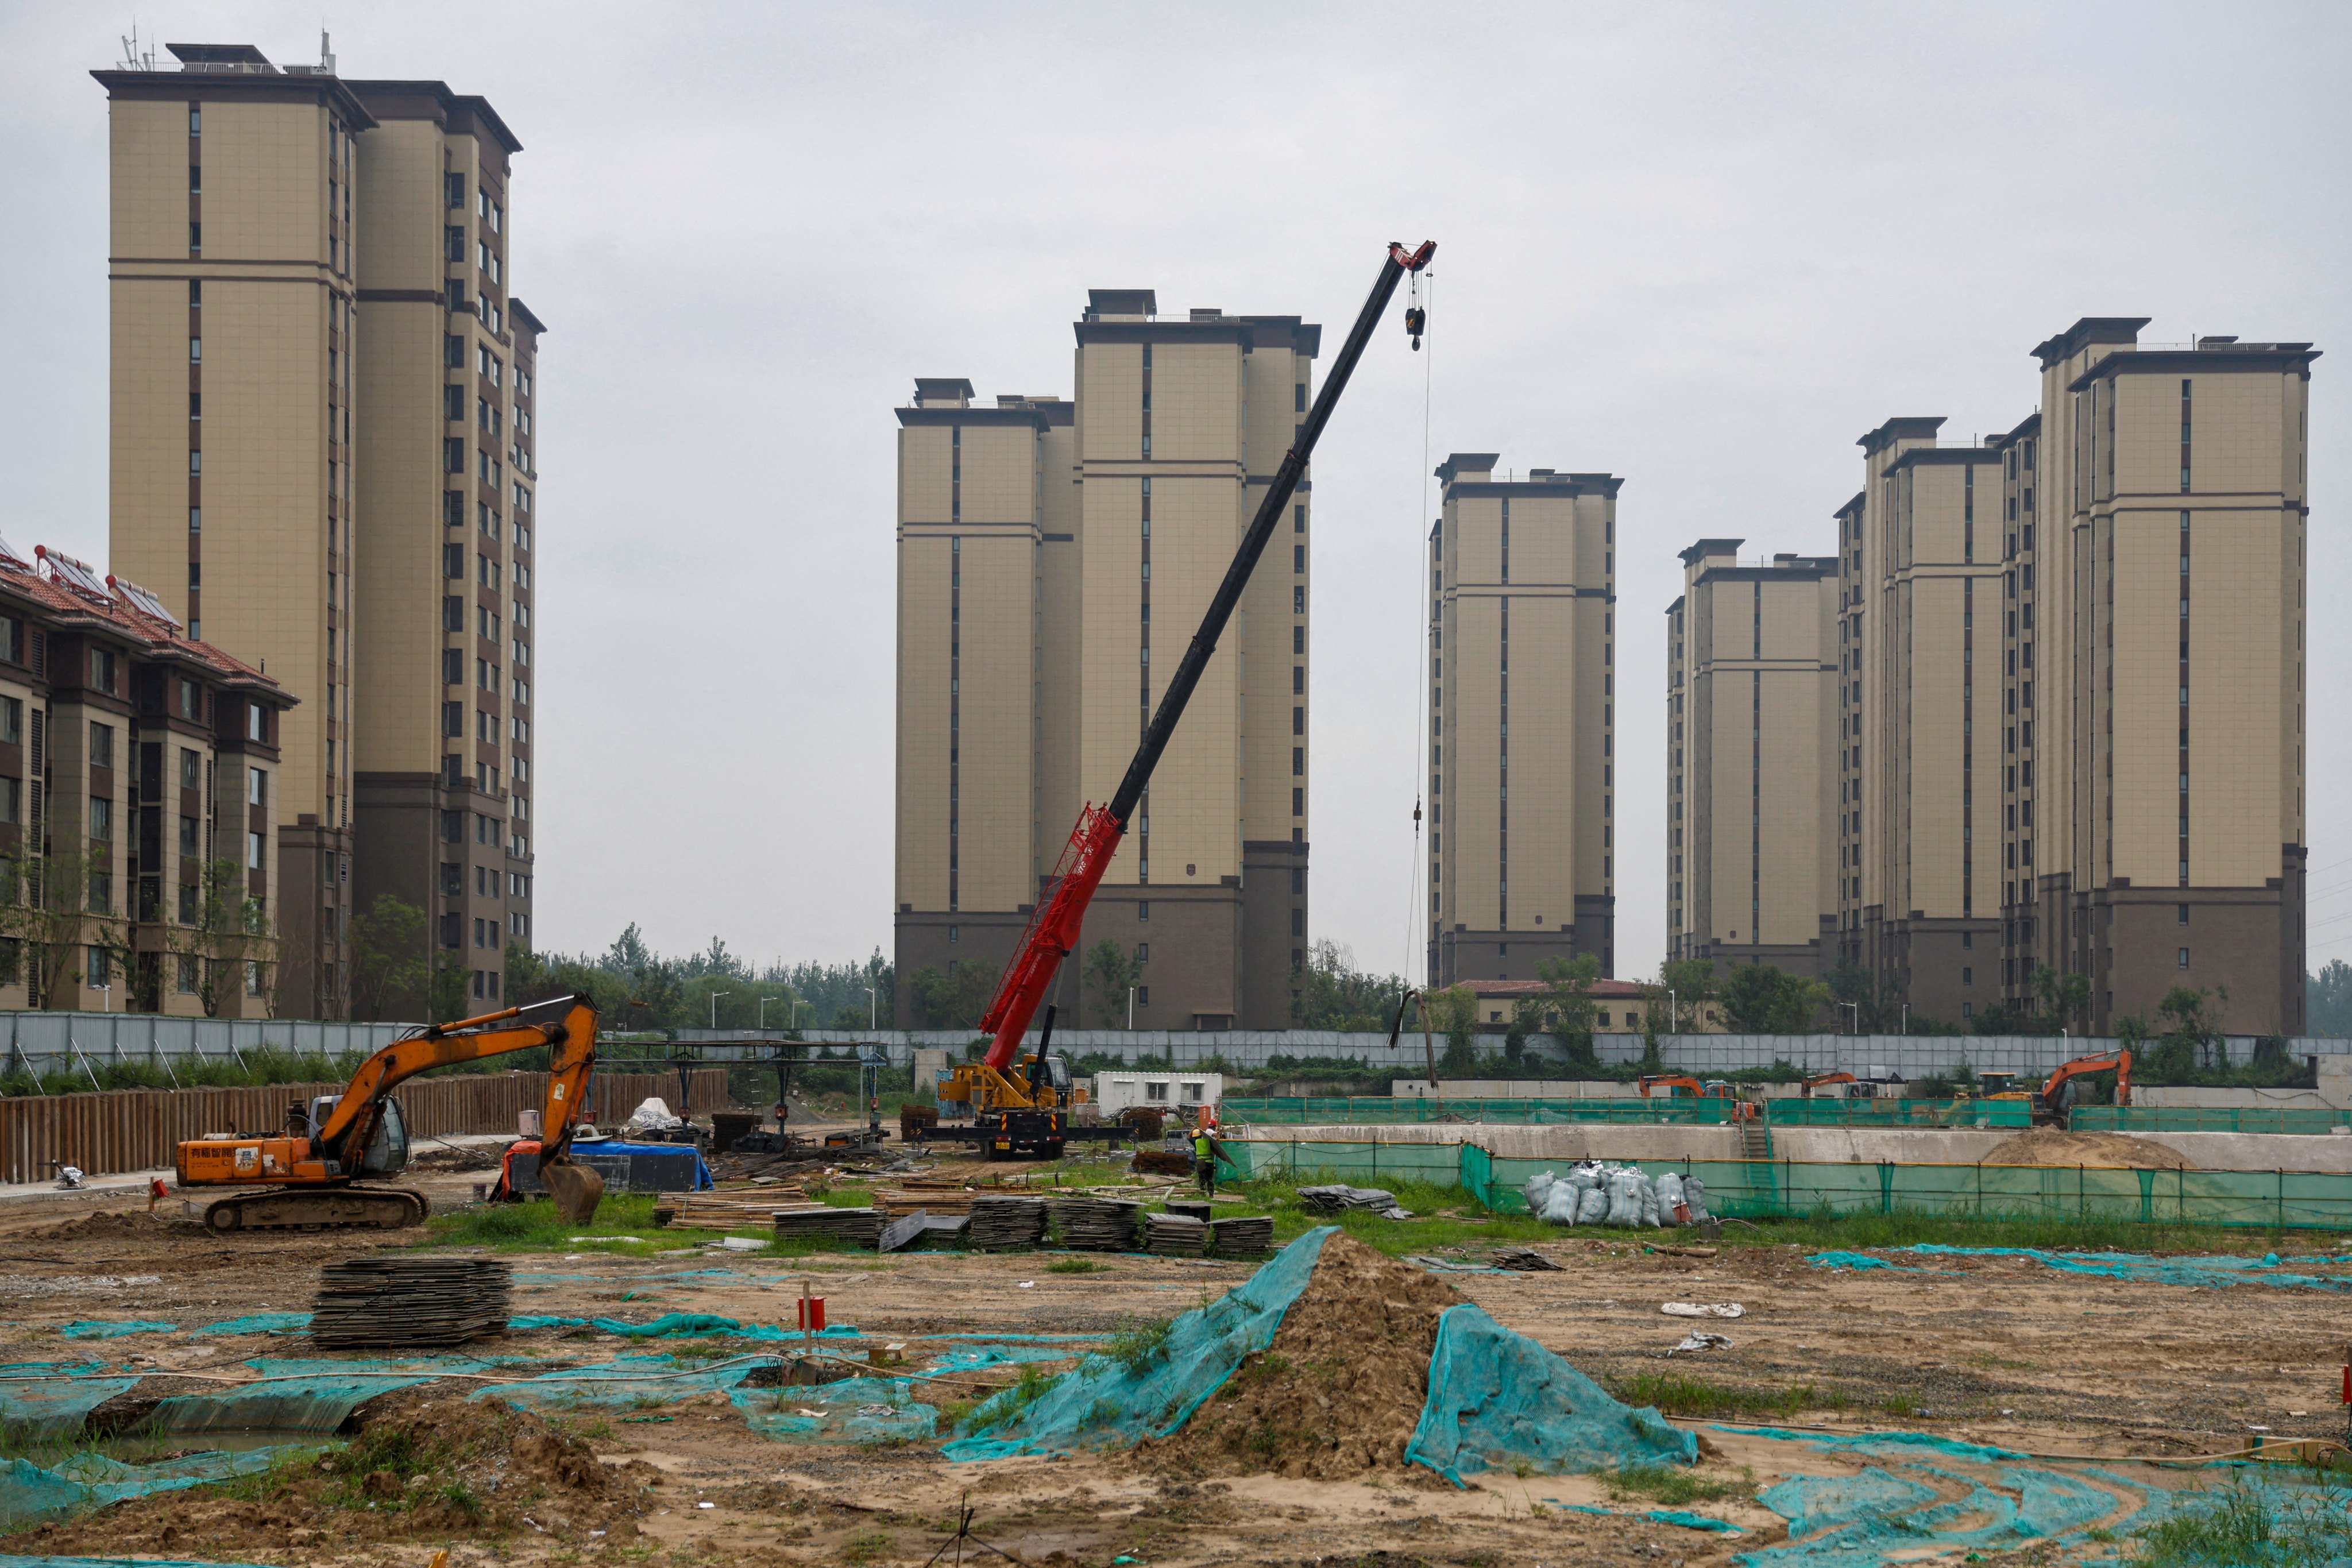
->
xmin=2137 ymin=1084 xmax=2351 ymax=1111
xmin=1234 ymin=1121 xmax=2352 ymax=1175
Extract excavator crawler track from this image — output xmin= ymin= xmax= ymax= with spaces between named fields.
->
xmin=199 ymin=1185 xmax=430 ymax=1233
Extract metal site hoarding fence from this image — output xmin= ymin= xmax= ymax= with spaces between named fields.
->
xmin=1214 ymin=1138 xmax=2352 ymax=1231
xmin=0 ymin=1067 xmax=729 ymax=1185
xmin=1222 ymin=1095 xmax=2034 ymax=1128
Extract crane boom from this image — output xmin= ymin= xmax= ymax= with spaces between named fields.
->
xmin=978 ymin=240 xmax=1435 ymax=1071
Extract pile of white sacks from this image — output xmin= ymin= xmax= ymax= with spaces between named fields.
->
xmin=1522 ymin=1161 xmax=1712 ymax=1229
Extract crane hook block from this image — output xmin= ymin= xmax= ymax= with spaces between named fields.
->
xmin=1404 ymin=306 xmax=1427 ymax=350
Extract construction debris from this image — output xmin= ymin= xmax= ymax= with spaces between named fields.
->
xmin=1059 ymin=1198 xmax=1143 ymax=1252
xmin=1666 ymin=1331 xmax=1734 ymax=1357
xmin=1145 ymin=1212 xmax=1207 ymax=1257
xmin=1298 ymin=1185 xmax=1412 ymax=1220
xmin=1659 ymin=1301 xmax=1744 ymax=1319
xmin=967 ymin=1196 xmax=1048 ymax=1251
xmin=1208 ymin=1215 xmax=1275 ymax=1257
xmin=310 ymin=1255 xmax=512 ymax=1348
xmin=771 ymin=1206 xmax=883 ymax=1247
xmin=1490 ymin=1246 xmax=1563 ymax=1272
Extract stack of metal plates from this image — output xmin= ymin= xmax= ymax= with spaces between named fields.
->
xmin=968 ymin=1196 xmax=1048 ymax=1251
xmin=1056 ymin=1198 xmax=1142 ymax=1252
xmin=310 ymin=1255 xmax=512 ymax=1348
xmin=771 ymin=1206 xmax=883 ymax=1247
xmin=1207 ymin=1215 xmax=1274 ymax=1257
xmin=1145 ymin=1212 xmax=1207 ymax=1257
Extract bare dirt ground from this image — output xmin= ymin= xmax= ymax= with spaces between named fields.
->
xmin=2 ymin=1169 xmax=2347 ymax=1567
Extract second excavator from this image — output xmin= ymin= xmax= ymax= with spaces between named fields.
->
xmin=176 ymin=992 xmax=605 ymax=1232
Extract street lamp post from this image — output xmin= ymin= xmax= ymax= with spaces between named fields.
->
xmin=757 ymin=996 xmax=782 ymax=1030
xmin=864 ymin=987 xmax=876 ymax=1031
xmin=710 ymin=992 xmax=729 ymax=1029
xmin=1840 ymin=1001 xmax=1859 ymax=1036
xmin=793 ymin=1000 xmax=811 ymax=1029
xmin=1669 ymin=990 xmax=1678 ymax=1034
xmin=1127 ymin=987 xmax=1136 ymax=1030
xmin=1900 ymin=1003 xmax=1909 ymax=1036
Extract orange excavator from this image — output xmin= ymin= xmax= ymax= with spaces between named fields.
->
xmin=1801 ymin=1071 xmax=1859 ymax=1098
xmin=2032 ymin=1049 xmax=2131 ymax=1127
xmin=1638 ymin=1075 xmax=1762 ymax=1122
xmin=175 ymin=993 xmax=604 ymax=1233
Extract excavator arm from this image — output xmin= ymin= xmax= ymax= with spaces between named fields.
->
xmin=318 ymin=992 xmax=605 ymax=1221
xmin=2039 ymin=1049 xmax=2132 ymax=1110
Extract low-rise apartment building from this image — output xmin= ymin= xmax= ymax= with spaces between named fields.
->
xmin=0 ymin=542 xmax=293 ymax=1015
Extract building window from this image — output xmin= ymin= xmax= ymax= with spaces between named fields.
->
xmin=248 ymin=767 xmax=267 ymax=806
xmin=2177 ymin=903 xmax=2189 ymax=925
xmin=175 ymin=953 xmax=198 ymax=993
xmin=179 ymin=815 xmax=198 ymax=856
xmin=246 ymin=961 xmax=265 ymax=997
xmin=247 ymin=829 xmax=265 ymax=870
xmin=2178 ymin=947 xmax=2190 ymax=968
xmin=87 ymin=948 xmax=110 ymax=988
xmin=88 ymin=797 xmax=112 ymax=840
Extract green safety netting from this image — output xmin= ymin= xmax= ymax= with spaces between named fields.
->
xmin=1806 ymin=1252 xmax=1948 ymax=1273
xmin=1 ymin=1558 xmax=277 ymax=1568
xmin=150 ymin=1371 xmax=435 ymax=1435
xmin=508 ymin=1312 xmax=864 ymax=1339
xmin=943 ymin=1230 xmax=1701 ymax=1484
xmin=943 ymin=1227 xmax=1339 ymax=1461
xmin=1901 ymin=1244 xmax=2352 ymax=1292
xmin=57 ymin=1322 xmax=174 ymax=1341
xmin=1450 ymin=1143 xmax=2352 ymax=1230
xmin=470 ymin=1353 xmax=772 ymax=1412
xmin=731 ymin=1377 xmax=936 ymax=1444
xmin=1404 ymin=1304 xmax=1695 ymax=1485
xmin=1546 ymin=1501 xmax=1744 ymax=1535
xmin=0 ymin=1364 xmax=138 ymax=1440
xmin=186 ymin=1314 xmax=312 ymax=1338
xmin=0 ymin=1447 xmax=301 ymax=1528
xmin=1727 ymin=1427 xmax=2184 ymax=1567
xmin=2075 ymin=1104 xmax=2352 ymax=1136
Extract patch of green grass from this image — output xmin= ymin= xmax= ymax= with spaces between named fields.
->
xmin=2127 ymin=1476 xmax=2352 ymax=1567
xmin=1103 ymin=1315 xmax=1173 ymax=1374
xmin=1046 ymin=1257 xmax=1102 ymax=1275
xmin=418 ymin=1192 xmax=722 ymax=1253
xmin=1608 ymin=1463 xmax=1758 ymax=1507
xmin=1608 ymin=1371 xmax=1851 ymax=1420
xmin=961 ymin=1366 xmax=1062 ymax=1434
xmin=840 ymin=1531 xmax=894 ymax=1564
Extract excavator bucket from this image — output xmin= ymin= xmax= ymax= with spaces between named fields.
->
xmin=542 ymin=1156 xmax=605 ymax=1226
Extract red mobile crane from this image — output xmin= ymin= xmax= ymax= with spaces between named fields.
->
xmin=930 ymin=241 xmax=1437 ymax=1158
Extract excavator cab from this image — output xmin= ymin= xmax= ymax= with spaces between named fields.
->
xmin=357 ymin=1098 xmax=410 ymax=1177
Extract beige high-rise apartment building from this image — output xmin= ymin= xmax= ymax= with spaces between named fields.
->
xmin=894 ymin=293 xmax=1315 ymax=1030
xmin=1820 ymin=321 xmax=2314 ymax=1034
xmin=1427 ymin=455 xmax=1618 ymax=986
xmin=1666 ymin=541 xmax=1838 ymax=975
xmin=96 ymin=41 xmax=539 ymax=1018
xmin=2000 ymin=320 xmax=2316 ymax=1034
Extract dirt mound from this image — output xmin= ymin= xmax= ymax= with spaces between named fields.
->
xmin=1144 ymin=1231 xmax=1466 ymax=1480
xmin=29 ymin=1209 xmax=177 ymax=1242
xmin=1986 ymin=1129 xmax=2198 ymax=1169
xmin=408 ymin=1143 xmax=502 ymax=1173
xmin=0 ymin=1386 xmax=655 ymax=1557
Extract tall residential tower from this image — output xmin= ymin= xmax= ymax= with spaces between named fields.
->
xmin=96 ymin=40 xmax=540 ymax=1016
xmin=894 ymin=293 xmax=1316 ymax=1030
xmin=1427 ymin=455 xmax=1619 ymax=986
xmin=1666 ymin=540 xmax=1838 ymax=974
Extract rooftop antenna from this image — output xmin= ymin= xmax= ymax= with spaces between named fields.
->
xmin=118 ymin=22 xmax=155 ymax=71
xmin=319 ymin=27 xmax=334 ymax=75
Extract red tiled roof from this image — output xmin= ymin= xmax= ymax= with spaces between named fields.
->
xmin=0 ymin=549 xmax=290 ymax=700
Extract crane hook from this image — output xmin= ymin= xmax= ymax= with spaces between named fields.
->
xmin=1405 ymin=271 xmax=1427 ymax=351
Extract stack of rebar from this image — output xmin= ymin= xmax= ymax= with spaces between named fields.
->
xmin=1207 ymin=1215 xmax=1274 ymax=1258
xmin=1056 ymin=1198 xmax=1142 ymax=1252
xmin=310 ymin=1255 xmax=512 ymax=1348
xmin=771 ymin=1206 xmax=883 ymax=1248
xmin=1145 ymin=1212 xmax=1207 ymax=1257
xmin=967 ymin=1196 xmax=1048 ymax=1250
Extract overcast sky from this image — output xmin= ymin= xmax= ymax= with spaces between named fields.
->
xmin=5 ymin=3 xmax=2347 ymax=983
